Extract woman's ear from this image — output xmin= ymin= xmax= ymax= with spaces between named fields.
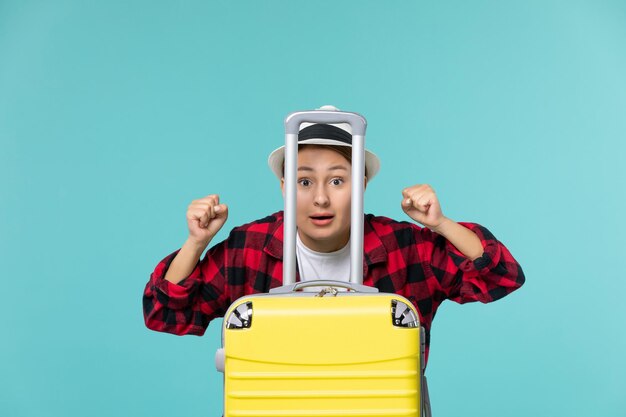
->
xmin=280 ymin=178 xmax=285 ymax=197
xmin=364 ymin=176 xmax=368 ymax=191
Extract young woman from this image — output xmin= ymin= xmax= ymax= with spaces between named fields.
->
xmin=142 ymin=106 xmax=525 ymax=365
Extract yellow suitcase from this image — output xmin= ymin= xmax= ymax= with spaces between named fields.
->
xmin=217 ymin=282 xmax=427 ymax=417
xmin=215 ymin=109 xmax=431 ymax=417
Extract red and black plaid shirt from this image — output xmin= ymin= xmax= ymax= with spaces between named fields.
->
xmin=143 ymin=211 xmax=525 ymax=364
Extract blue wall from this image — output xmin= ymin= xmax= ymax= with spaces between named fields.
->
xmin=2 ymin=1 xmax=625 ymax=416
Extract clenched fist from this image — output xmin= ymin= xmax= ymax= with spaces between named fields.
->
xmin=401 ymin=184 xmax=447 ymax=231
xmin=187 ymin=194 xmax=229 ymax=246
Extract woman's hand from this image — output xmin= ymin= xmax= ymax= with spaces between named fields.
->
xmin=401 ymin=184 xmax=448 ymax=232
xmin=186 ymin=194 xmax=229 ymax=246
xmin=401 ymin=184 xmax=484 ymax=259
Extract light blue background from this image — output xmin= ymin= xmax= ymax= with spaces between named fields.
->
xmin=2 ymin=1 xmax=625 ymax=416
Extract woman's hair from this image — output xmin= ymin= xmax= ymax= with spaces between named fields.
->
xmin=282 ymin=144 xmax=369 ymax=178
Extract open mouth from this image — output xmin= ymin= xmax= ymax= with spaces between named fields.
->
xmin=309 ymin=214 xmax=334 ymax=226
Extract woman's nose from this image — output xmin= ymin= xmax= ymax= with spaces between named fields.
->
xmin=314 ymin=187 xmax=330 ymax=207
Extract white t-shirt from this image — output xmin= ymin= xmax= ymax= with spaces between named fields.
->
xmin=296 ymin=232 xmax=350 ymax=292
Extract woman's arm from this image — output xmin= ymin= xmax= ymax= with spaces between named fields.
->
xmin=401 ymin=183 xmax=485 ymax=260
xmin=401 ymin=183 xmax=524 ymax=303
xmin=430 ymin=217 xmax=483 ymax=261
xmin=164 ymin=194 xmax=229 ymax=284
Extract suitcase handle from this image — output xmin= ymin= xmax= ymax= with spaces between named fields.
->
xmin=284 ymin=110 xmax=366 ymax=135
xmin=269 ymin=280 xmax=379 ymax=294
xmin=282 ymin=109 xmax=367 ymax=286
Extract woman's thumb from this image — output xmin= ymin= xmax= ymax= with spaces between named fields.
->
xmin=214 ymin=204 xmax=228 ymax=216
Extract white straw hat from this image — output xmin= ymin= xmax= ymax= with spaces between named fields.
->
xmin=267 ymin=105 xmax=381 ymax=180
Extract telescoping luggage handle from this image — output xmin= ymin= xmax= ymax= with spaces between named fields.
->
xmin=282 ymin=109 xmax=367 ymax=287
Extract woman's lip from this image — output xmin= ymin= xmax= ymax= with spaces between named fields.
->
xmin=310 ymin=213 xmax=334 ymax=218
xmin=310 ymin=215 xmax=334 ymax=226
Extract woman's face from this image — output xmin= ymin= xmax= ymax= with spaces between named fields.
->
xmin=281 ymin=146 xmax=361 ymax=253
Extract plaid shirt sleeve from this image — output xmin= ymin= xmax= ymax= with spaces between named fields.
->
xmin=417 ymin=222 xmax=525 ymax=304
xmin=142 ymin=240 xmax=230 ymax=336
xmin=142 ymin=213 xmax=285 ymax=336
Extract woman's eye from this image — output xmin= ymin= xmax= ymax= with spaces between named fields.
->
xmin=331 ymin=178 xmax=344 ymax=186
xmin=298 ymin=179 xmax=311 ymax=187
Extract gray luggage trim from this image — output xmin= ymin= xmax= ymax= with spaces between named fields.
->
xmin=269 ymin=280 xmax=379 ymax=294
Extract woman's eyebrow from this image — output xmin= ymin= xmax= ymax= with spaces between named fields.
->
xmin=327 ymin=165 xmax=348 ymax=171
xmin=297 ymin=165 xmax=348 ymax=172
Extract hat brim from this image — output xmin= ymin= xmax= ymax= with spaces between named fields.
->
xmin=268 ymin=138 xmax=380 ymax=181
